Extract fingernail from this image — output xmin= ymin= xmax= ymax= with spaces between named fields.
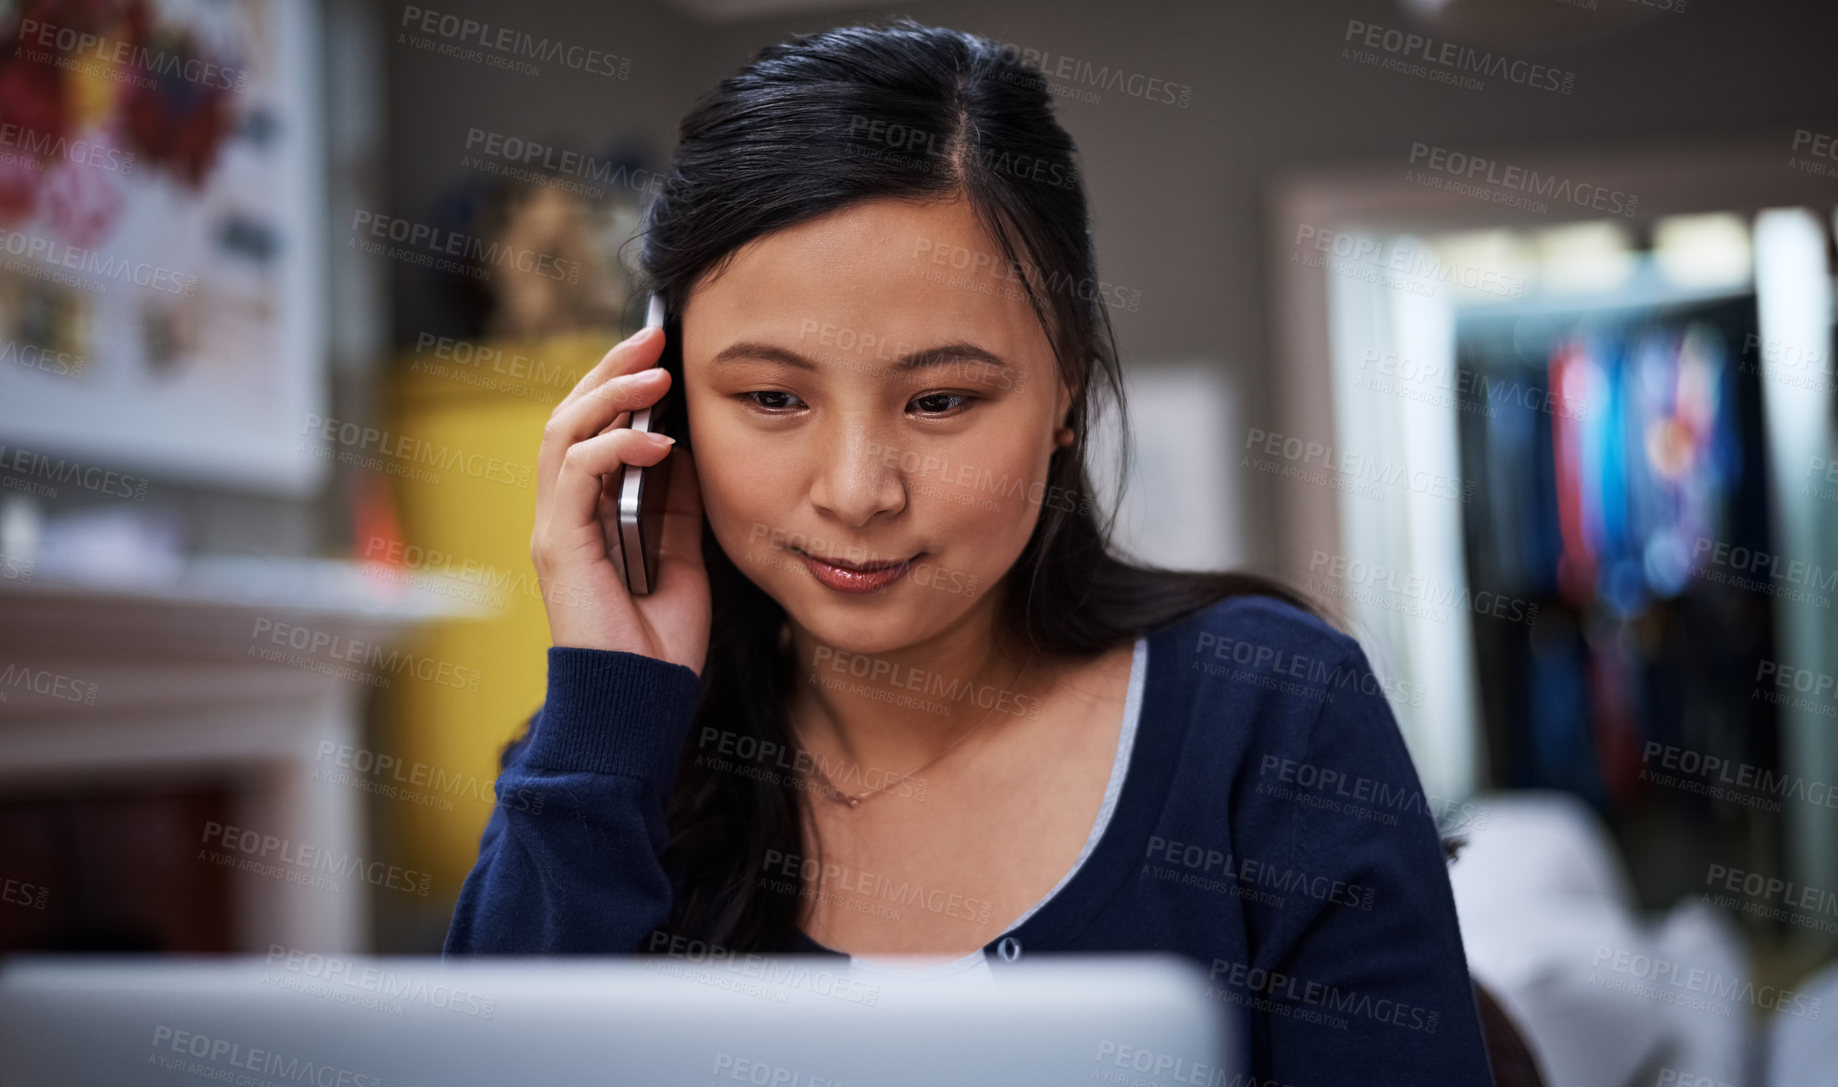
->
xmin=647 ymin=432 xmax=676 ymax=446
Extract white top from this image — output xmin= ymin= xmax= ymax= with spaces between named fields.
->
xmin=846 ymin=634 xmax=1150 ymax=984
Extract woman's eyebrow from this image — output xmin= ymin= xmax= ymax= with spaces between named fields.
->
xmin=709 ymin=341 xmax=1018 ymax=376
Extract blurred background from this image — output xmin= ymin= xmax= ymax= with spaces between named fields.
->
xmin=0 ymin=0 xmax=1835 ymax=1082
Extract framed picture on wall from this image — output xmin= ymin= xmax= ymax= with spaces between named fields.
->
xmin=0 ymin=0 xmax=325 ymax=495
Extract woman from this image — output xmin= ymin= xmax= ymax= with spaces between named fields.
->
xmin=445 ymin=18 xmax=1496 ymax=1083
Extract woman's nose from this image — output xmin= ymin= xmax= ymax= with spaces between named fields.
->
xmin=807 ymin=422 xmax=907 ymax=528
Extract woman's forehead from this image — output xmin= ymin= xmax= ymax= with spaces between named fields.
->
xmin=681 ymin=197 xmax=1052 ymax=372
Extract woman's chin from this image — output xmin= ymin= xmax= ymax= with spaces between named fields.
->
xmin=789 ymin=610 xmax=926 ymax=658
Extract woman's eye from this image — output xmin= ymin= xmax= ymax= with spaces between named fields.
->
xmin=742 ymin=390 xmax=805 ymax=412
xmin=910 ymin=392 xmax=973 ymax=416
xmin=740 ymin=391 xmax=974 ymax=416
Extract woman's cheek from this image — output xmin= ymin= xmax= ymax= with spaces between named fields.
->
xmin=694 ymin=440 xmax=785 ymax=573
xmin=927 ymin=454 xmax=1043 ymax=573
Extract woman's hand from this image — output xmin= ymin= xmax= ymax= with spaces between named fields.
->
xmin=530 ymin=325 xmax=711 ymax=675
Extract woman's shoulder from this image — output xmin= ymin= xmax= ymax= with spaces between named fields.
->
xmin=1148 ymin=591 xmax=1406 ymax=772
xmin=1152 ymin=590 xmax=1362 ymax=681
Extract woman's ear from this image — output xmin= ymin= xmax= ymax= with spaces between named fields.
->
xmin=1051 ymin=375 xmax=1081 ymax=449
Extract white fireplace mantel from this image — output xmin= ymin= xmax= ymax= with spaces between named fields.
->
xmin=0 ymin=556 xmax=488 ymax=952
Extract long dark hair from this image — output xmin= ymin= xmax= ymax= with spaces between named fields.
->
xmin=639 ymin=18 xmax=1333 ymax=952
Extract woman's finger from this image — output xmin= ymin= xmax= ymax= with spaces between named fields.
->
xmin=548 ymin=366 xmax=669 ymax=450
xmin=549 ymin=427 xmax=677 ymax=538
xmin=556 ymin=326 xmax=662 ymax=414
xmin=536 ymin=367 xmax=670 ymax=510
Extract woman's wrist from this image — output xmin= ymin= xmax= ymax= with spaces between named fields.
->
xmin=521 ymin=646 xmax=704 ymax=791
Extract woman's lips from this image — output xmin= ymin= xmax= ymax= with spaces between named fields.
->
xmin=795 ymin=548 xmax=920 ymax=594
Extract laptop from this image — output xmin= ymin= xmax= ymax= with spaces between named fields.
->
xmin=0 ymin=952 xmax=1234 ymax=1086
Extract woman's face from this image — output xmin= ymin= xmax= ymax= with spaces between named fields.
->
xmin=680 ymin=195 xmax=1072 ymax=657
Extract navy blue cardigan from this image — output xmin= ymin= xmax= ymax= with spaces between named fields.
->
xmin=444 ymin=595 xmax=1496 ymax=1084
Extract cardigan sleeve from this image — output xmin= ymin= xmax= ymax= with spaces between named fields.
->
xmin=441 ymin=646 xmax=703 ymax=955
xmin=1244 ymin=639 xmax=1497 ymax=1085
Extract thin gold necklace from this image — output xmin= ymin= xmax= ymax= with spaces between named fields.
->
xmin=793 ymin=656 xmax=1032 ymax=808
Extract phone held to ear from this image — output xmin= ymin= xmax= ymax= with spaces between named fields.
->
xmin=618 ymin=292 xmax=682 ymax=595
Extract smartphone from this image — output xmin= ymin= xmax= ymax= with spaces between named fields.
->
xmin=617 ymin=292 xmax=684 ymax=595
